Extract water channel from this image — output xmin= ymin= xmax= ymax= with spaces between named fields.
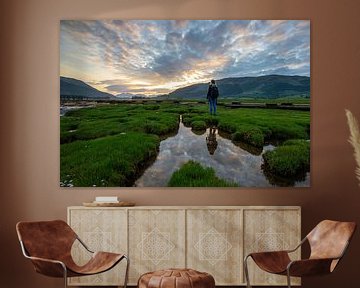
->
xmin=135 ymin=117 xmax=310 ymax=187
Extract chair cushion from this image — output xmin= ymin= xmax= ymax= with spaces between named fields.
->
xmin=138 ymin=268 xmax=215 ymax=288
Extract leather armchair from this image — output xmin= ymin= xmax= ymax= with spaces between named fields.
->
xmin=16 ymin=220 xmax=129 ymax=288
xmin=244 ymin=220 xmax=356 ymax=288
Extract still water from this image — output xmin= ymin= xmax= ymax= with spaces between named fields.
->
xmin=135 ymin=117 xmax=310 ymax=187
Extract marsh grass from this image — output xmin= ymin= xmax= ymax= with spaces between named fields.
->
xmin=61 ymin=103 xmax=181 ymax=186
xmin=61 ymin=132 xmax=159 ymax=187
xmin=61 ymin=104 xmax=180 ymax=143
xmin=262 ymin=139 xmax=310 ymax=177
xmin=220 ymin=96 xmax=310 ymax=104
xmin=183 ymin=105 xmax=309 ymax=147
xmin=61 ymin=100 xmax=310 ymax=186
xmin=191 ymin=120 xmax=207 ymax=131
xmin=168 ymin=161 xmax=238 ymax=187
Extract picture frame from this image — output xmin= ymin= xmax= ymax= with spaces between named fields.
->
xmin=60 ymin=20 xmax=310 ymax=188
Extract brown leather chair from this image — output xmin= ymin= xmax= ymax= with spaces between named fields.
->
xmin=244 ymin=220 xmax=356 ymax=288
xmin=16 ymin=220 xmax=129 ymax=288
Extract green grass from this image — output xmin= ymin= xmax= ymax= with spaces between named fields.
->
xmin=182 ymin=105 xmax=309 ymax=147
xmin=61 ymin=104 xmax=180 ymax=143
xmin=191 ymin=120 xmax=207 ymax=131
xmin=61 ymin=132 xmax=159 ymax=187
xmin=231 ymin=127 xmax=264 ymax=147
xmin=218 ymin=96 xmax=310 ymax=104
xmin=168 ymin=161 xmax=238 ymax=187
xmin=61 ymin=100 xmax=310 ymax=186
xmin=61 ymin=103 xmax=183 ymax=186
xmin=262 ymin=139 xmax=310 ymax=177
xmin=166 ymin=96 xmax=310 ymax=105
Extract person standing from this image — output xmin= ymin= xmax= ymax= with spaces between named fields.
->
xmin=207 ymin=79 xmax=219 ymax=115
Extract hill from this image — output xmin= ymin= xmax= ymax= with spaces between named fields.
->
xmin=168 ymin=75 xmax=310 ymax=99
xmin=60 ymin=76 xmax=115 ymax=100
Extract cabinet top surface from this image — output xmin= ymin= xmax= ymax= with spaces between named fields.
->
xmin=68 ymin=205 xmax=301 ymax=210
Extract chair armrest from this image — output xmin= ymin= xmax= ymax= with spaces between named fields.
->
xmin=19 ymin=240 xmax=67 ymax=277
xmin=245 ymin=237 xmax=307 ymax=258
xmin=26 ymin=255 xmax=65 ymax=265
xmin=245 ymin=236 xmax=305 ymax=258
xmin=247 ymin=250 xmax=290 ymax=258
xmin=246 ymin=251 xmax=291 ymax=274
xmin=26 ymin=255 xmax=67 ymax=278
xmin=287 ymin=258 xmax=336 ymax=277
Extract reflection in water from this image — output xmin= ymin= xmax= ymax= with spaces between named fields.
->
xmin=135 ymin=117 xmax=310 ymax=187
xmin=206 ymin=127 xmax=218 ymax=155
xmin=263 ymin=168 xmax=310 ymax=187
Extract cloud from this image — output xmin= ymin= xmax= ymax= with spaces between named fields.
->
xmin=105 ymin=84 xmax=131 ymax=93
xmin=60 ymin=20 xmax=310 ymax=95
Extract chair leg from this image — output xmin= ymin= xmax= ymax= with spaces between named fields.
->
xmin=62 ymin=264 xmax=68 ymax=288
xmin=286 ymin=269 xmax=291 ymax=288
xmin=123 ymin=255 xmax=130 ymax=288
xmin=244 ymin=255 xmax=252 ymax=288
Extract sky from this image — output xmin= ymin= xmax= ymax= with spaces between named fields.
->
xmin=60 ymin=20 xmax=310 ymax=96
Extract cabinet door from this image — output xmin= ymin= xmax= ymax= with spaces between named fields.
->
xmin=68 ymin=208 xmax=128 ymax=286
xmin=243 ymin=208 xmax=301 ymax=286
xmin=187 ymin=209 xmax=243 ymax=285
xmin=128 ymin=209 xmax=186 ymax=284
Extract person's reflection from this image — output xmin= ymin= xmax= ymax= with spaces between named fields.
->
xmin=206 ymin=127 xmax=218 ymax=155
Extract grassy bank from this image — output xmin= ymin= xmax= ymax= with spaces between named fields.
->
xmin=262 ymin=139 xmax=310 ymax=177
xmin=61 ymin=104 xmax=180 ymax=144
xmin=182 ymin=105 xmax=309 ymax=147
xmin=61 ymin=100 xmax=310 ymax=186
xmin=61 ymin=132 xmax=159 ymax=187
xmin=61 ymin=103 xmax=181 ymax=186
xmin=168 ymin=161 xmax=238 ymax=187
xmin=218 ymin=96 xmax=310 ymax=104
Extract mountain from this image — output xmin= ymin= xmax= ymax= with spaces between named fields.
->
xmin=168 ymin=75 xmax=310 ymax=99
xmin=60 ymin=76 xmax=115 ymax=100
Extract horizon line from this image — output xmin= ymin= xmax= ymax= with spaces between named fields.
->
xmin=60 ymin=73 xmax=310 ymax=97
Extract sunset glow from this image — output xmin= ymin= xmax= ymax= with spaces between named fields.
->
xmin=60 ymin=20 xmax=310 ymax=96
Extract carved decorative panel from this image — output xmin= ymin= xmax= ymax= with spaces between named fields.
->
xmin=68 ymin=208 xmax=127 ymax=285
xmin=68 ymin=206 xmax=300 ymax=286
xmin=187 ymin=209 xmax=243 ymax=285
xmin=243 ymin=209 xmax=301 ymax=286
xmin=128 ymin=209 xmax=186 ymax=284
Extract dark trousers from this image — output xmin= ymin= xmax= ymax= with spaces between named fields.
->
xmin=209 ymin=98 xmax=217 ymax=115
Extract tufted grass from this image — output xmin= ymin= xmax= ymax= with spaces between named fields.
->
xmin=168 ymin=161 xmax=238 ymax=187
xmin=60 ymin=132 xmax=159 ymax=187
xmin=60 ymin=99 xmax=310 ymax=186
xmin=262 ymin=139 xmax=310 ymax=177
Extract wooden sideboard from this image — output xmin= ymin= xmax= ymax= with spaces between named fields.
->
xmin=67 ymin=206 xmax=301 ymax=286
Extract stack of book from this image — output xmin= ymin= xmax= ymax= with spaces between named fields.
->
xmin=93 ymin=196 xmax=119 ymax=204
xmin=83 ymin=196 xmax=135 ymax=207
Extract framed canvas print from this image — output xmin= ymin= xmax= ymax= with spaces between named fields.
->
xmin=60 ymin=20 xmax=310 ymax=188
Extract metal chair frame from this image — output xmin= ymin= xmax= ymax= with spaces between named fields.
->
xmin=19 ymin=233 xmax=129 ymax=288
xmin=244 ymin=236 xmax=350 ymax=288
